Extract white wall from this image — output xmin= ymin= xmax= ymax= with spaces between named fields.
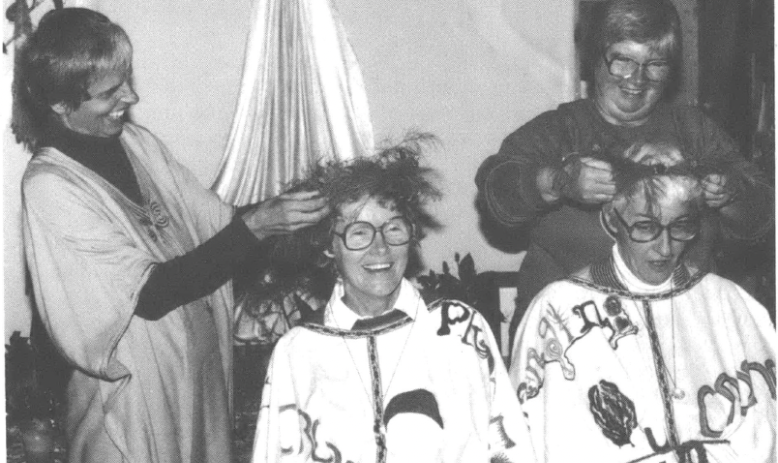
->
xmin=3 ymin=0 xmax=576 ymax=340
xmin=335 ymin=0 xmax=576 ymax=273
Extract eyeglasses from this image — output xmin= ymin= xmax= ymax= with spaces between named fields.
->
xmin=332 ymin=216 xmax=413 ymax=251
xmin=613 ymin=209 xmax=699 ymax=243
xmin=603 ymin=53 xmax=670 ymax=82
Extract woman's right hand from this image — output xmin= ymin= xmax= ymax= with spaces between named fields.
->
xmin=538 ymin=156 xmax=616 ymax=205
xmin=241 ymin=190 xmax=330 ymax=241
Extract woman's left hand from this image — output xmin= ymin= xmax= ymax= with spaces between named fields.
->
xmin=702 ymin=174 xmax=734 ymax=209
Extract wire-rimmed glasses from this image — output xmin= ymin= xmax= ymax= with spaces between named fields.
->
xmin=603 ymin=53 xmax=670 ymax=82
xmin=613 ymin=209 xmax=699 ymax=243
xmin=332 ymin=216 xmax=413 ymax=251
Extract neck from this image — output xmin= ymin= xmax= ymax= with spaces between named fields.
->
xmin=613 ymin=245 xmax=674 ymax=293
xmin=342 ymin=288 xmax=401 ymax=318
xmin=593 ymin=98 xmax=650 ymax=128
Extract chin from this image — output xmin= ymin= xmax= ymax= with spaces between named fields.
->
xmin=640 ymin=272 xmax=673 ymax=285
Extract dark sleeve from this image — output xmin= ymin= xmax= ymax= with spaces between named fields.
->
xmin=475 ymin=108 xmax=573 ymax=227
xmin=689 ymin=109 xmax=774 ymax=242
xmin=135 ymin=216 xmax=262 ymax=320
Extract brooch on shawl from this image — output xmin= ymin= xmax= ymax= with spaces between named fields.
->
xmin=139 ymin=201 xmax=169 ymax=241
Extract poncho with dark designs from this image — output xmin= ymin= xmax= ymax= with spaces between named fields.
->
xmin=252 ymin=279 xmax=536 ymax=463
xmin=509 ymin=245 xmax=776 ymax=463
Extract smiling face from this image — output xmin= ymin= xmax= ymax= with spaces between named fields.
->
xmin=52 ymin=68 xmax=138 ymax=138
xmin=594 ymin=40 xmax=669 ymax=127
xmin=607 ymin=191 xmax=697 ymax=285
xmin=331 ymin=196 xmax=410 ymax=317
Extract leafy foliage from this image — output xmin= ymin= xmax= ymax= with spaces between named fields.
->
xmin=5 ymin=331 xmax=57 ymax=423
xmin=417 ymin=253 xmax=478 ymax=306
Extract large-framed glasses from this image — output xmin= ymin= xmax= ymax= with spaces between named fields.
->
xmin=603 ymin=53 xmax=670 ymax=82
xmin=332 ymin=216 xmax=414 ymax=251
xmin=613 ymin=209 xmax=699 ymax=243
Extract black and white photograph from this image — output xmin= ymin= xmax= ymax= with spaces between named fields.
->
xmin=3 ymin=0 xmax=775 ymax=461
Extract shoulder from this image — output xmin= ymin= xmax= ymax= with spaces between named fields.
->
xmin=534 ymin=278 xmax=581 ymax=300
xmin=271 ymin=326 xmax=314 ymax=353
xmin=120 ymin=123 xmax=174 ymax=160
xmin=697 ymin=272 xmax=753 ymax=298
xmin=518 ymin=100 xmax=586 ymax=131
xmin=660 ymin=104 xmax=732 ymax=140
xmin=22 ymin=154 xmax=84 ymax=204
xmin=500 ymin=99 xmax=591 ymax=148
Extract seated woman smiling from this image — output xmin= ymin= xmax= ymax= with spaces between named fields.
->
xmin=508 ymin=139 xmax=776 ymax=463
xmin=251 ymin=135 xmax=535 ymax=463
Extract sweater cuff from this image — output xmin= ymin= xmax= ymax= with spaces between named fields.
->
xmin=482 ymin=159 xmax=547 ymax=226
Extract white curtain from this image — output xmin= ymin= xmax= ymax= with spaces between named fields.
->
xmin=211 ymin=0 xmax=373 ymax=206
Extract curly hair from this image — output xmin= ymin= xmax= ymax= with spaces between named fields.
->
xmin=240 ymin=133 xmax=442 ymax=312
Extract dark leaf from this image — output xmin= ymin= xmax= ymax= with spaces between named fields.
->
xmin=458 ymin=253 xmax=476 ymax=284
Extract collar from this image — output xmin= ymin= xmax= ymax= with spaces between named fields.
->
xmin=324 ymin=278 xmax=420 ymax=331
xmin=42 ymin=120 xmax=122 ymax=157
xmin=588 ymin=245 xmax=692 ymax=295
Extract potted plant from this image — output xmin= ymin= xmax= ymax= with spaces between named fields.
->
xmin=417 ymin=253 xmax=514 ymax=348
xmin=6 ymin=331 xmax=58 ymax=463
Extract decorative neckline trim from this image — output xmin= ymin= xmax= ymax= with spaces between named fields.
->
xmin=570 ymin=255 xmax=702 ymax=301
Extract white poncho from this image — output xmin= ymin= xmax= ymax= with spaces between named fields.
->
xmin=23 ymin=123 xmax=235 ymax=462
xmin=509 ymin=246 xmax=776 ymax=463
xmin=252 ymin=279 xmax=536 ymax=463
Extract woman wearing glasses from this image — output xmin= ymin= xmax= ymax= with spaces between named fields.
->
xmin=250 ymin=136 xmax=535 ymax=463
xmin=508 ymin=140 xmax=776 ymax=462
xmin=475 ymin=0 xmax=772 ymax=345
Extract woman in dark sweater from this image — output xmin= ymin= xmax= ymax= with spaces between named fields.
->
xmin=475 ymin=0 xmax=772 ymax=347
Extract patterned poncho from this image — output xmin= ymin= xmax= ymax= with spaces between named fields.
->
xmin=509 ymin=245 xmax=776 ymax=463
xmin=252 ymin=278 xmax=536 ymax=463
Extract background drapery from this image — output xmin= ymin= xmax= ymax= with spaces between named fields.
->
xmin=211 ymin=0 xmax=373 ymax=206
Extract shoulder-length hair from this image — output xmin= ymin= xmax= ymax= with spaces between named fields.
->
xmin=13 ymin=8 xmax=132 ymax=151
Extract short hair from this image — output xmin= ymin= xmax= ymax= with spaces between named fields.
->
xmin=610 ymin=139 xmax=703 ymax=214
xmin=243 ymin=133 xmax=442 ymax=305
xmin=13 ymin=8 xmax=132 ymax=150
xmin=582 ymin=0 xmax=682 ymax=83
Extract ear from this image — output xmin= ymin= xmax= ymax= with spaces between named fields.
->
xmin=50 ymin=102 xmax=70 ymax=116
xmin=600 ymin=205 xmax=619 ymax=239
xmin=323 ymin=249 xmax=335 ymax=259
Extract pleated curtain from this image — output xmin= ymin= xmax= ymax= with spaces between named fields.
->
xmin=211 ymin=0 xmax=374 ymax=206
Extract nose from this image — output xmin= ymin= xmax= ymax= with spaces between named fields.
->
xmin=654 ymin=228 xmax=673 ymax=257
xmin=627 ymin=65 xmax=648 ymax=85
xmin=119 ymin=82 xmax=139 ymax=105
xmin=370 ymin=230 xmax=390 ymax=254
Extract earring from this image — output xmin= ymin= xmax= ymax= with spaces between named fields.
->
xmin=600 ymin=209 xmax=618 ymax=240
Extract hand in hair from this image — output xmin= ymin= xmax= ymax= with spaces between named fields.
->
xmin=702 ymin=174 xmax=734 ymax=209
xmin=241 ymin=190 xmax=330 ymax=241
xmin=538 ymin=156 xmax=616 ymax=205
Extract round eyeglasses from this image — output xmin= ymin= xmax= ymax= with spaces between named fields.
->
xmin=613 ymin=209 xmax=699 ymax=243
xmin=603 ymin=53 xmax=670 ymax=82
xmin=332 ymin=216 xmax=413 ymax=251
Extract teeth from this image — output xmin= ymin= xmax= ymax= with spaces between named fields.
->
xmin=109 ymin=110 xmax=125 ymax=119
xmin=364 ymin=263 xmax=391 ymax=270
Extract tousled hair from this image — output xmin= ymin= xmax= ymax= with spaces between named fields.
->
xmin=13 ymin=8 xmax=133 ymax=151
xmin=239 ymin=133 xmax=442 ymax=313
